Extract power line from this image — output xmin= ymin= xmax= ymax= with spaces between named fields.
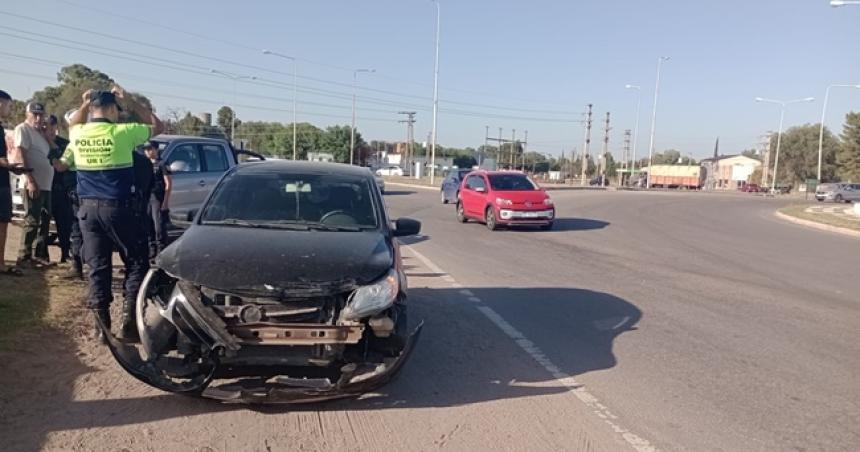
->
xmin=0 ymin=9 xmax=582 ymax=115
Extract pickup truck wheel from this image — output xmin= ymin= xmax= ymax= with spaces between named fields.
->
xmin=485 ymin=207 xmax=498 ymax=231
xmin=456 ymin=202 xmax=468 ymax=223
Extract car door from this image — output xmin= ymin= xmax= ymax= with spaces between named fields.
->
xmin=463 ymin=175 xmax=487 ymax=217
xmin=199 ymin=143 xmax=232 ymax=195
xmin=164 ymin=143 xmax=206 ymax=210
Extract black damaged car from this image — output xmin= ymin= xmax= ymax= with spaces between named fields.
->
xmin=101 ymin=160 xmax=423 ymax=403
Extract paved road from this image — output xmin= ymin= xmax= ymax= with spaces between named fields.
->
xmin=4 ymin=189 xmax=859 ymax=452
xmin=383 ymin=187 xmax=860 ymax=452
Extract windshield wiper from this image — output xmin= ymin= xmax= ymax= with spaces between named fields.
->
xmin=203 ymin=219 xmax=310 ymax=230
xmin=306 ymin=223 xmax=362 ymax=232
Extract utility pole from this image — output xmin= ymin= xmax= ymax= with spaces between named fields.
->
xmin=601 ymin=112 xmax=611 ymax=185
xmin=523 ymin=130 xmax=528 ymax=171
xmin=498 ymin=127 xmax=503 ymax=167
xmin=483 ymin=125 xmax=489 ymax=168
xmin=511 ymin=129 xmax=516 ymax=168
xmin=623 ymin=129 xmax=631 ymax=186
xmin=398 ymin=111 xmax=416 ymax=174
xmin=581 ymin=104 xmax=593 ymax=185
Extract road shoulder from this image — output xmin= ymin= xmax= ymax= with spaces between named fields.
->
xmin=775 ymin=206 xmax=860 ymax=238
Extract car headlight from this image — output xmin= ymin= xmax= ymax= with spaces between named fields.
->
xmin=543 ymin=198 xmax=554 ymax=206
xmin=342 ymin=269 xmax=399 ymax=320
xmin=495 ymin=197 xmax=513 ymax=206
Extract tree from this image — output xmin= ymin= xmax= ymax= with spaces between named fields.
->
xmin=318 ymin=125 xmax=364 ymax=163
xmin=29 ymin=65 xmax=154 ymax=134
xmin=768 ymin=124 xmax=840 ymax=185
xmin=741 ymin=148 xmax=761 ymax=160
xmin=453 ymin=155 xmax=477 ymax=169
xmin=217 ymin=106 xmax=240 ymax=139
xmin=837 ymin=112 xmax=860 ymax=182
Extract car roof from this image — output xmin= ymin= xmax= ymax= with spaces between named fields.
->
xmin=467 ymin=170 xmax=527 ymax=176
xmin=236 ymin=160 xmax=375 ymax=177
xmin=151 ymin=134 xmax=231 ymax=144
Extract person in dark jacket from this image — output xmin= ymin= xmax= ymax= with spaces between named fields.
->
xmin=143 ymin=141 xmax=171 ymax=256
xmin=37 ymin=115 xmax=73 ymax=262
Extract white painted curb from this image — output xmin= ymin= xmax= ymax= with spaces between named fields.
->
xmin=774 ymin=211 xmax=860 ymax=238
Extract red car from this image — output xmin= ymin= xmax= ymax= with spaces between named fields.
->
xmin=456 ymin=170 xmax=555 ymax=230
xmin=740 ymin=184 xmax=761 ymax=193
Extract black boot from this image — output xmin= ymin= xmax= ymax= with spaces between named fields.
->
xmin=118 ymin=298 xmax=139 ymax=343
xmin=93 ymin=309 xmax=111 ymax=345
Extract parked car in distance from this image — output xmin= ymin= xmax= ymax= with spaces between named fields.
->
xmin=375 ymin=166 xmax=404 ymax=177
xmin=440 ymin=168 xmax=474 ymax=204
xmin=104 ymin=160 xmax=423 ymax=403
xmin=739 ymin=183 xmax=762 ymax=193
xmin=816 ymin=183 xmax=860 ymax=203
xmin=456 ymin=170 xmax=554 ymax=230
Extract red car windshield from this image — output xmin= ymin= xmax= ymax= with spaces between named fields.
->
xmin=487 ymin=174 xmax=538 ymax=191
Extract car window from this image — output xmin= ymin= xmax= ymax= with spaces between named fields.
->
xmin=466 ymin=175 xmax=486 ymax=190
xmin=165 ymin=144 xmax=202 ymax=173
xmin=201 ymin=144 xmax=229 ymax=172
xmin=488 ymin=174 xmax=538 ymax=191
xmin=201 ymin=172 xmax=378 ymax=228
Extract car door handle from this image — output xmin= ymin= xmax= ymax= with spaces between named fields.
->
xmin=198 ymin=180 xmax=206 ymax=187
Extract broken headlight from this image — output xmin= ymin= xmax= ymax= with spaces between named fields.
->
xmin=341 ymin=269 xmax=399 ymax=320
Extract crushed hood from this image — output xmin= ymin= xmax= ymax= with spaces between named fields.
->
xmin=157 ymin=225 xmax=393 ymax=293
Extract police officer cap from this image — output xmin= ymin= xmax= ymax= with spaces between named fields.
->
xmin=90 ymin=91 xmax=123 ymax=110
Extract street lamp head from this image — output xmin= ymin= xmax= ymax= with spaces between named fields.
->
xmin=625 ymin=84 xmax=640 ymax=89
xmin=830 ymin=0 xmax=845 ymax=6
xmin=262 ymin=49 xmax=271 ymax=55
xmin=660 ymin=56 xmax=671 ymax=61
xmin=802 ymin=97 xmax=815 ymax=102
xmin=755 ymin=97 xmax=765 ymax=102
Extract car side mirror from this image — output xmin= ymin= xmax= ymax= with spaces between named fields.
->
xmin=393 ymin=218 xmax=421 ymax=237
xmin=170 ymin=208 xmax=198 ymax=225
xmin=168 ymin=160 xmax=188 ymax=172
xmin=475 ymin=187 xmax=486 ymax=193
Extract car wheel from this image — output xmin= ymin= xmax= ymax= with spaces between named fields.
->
xmin=456 ymin=202 xmax=468 ymax=223
xmin=835 ymin=194 xmax=843 ymax=203
xmin=540 ymin=222 xmax=553 ymax=231
xmin=485 ymin=207 xmax=498 ymax=231
xmin=441 ymin=191 xmax=448 ymax=204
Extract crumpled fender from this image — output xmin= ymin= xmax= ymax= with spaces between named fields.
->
xmin=95 ymin=312 xmax=217 ymax=394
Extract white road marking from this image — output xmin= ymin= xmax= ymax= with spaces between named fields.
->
xmin=459 ymin=289 xmax=475 ymax=297
xmin=406 ymin=245 xmax=656 ymax=452
xmin=385 ymin=181 xmax=438 ymax=191
xmin=467 ymin=297 xmax=482 ymax=303
xmin=613 ymin=316 xmax=631 ymax=330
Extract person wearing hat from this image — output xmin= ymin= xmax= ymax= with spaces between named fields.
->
xmin=142 ymin=140 xmax=172 ymax=257
xmin=0 ymin=89 xmax=31 ymax=276
xmin=12 ymin=101 xmax=55 ymax=268
xmin=58 ymin=85 xmax=164 ymax=342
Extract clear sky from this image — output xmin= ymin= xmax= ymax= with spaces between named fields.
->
xmin=1 ymin=0 xmax=858 ymax=159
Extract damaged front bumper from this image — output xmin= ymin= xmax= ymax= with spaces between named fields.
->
xmin=98 ymin=269 xmax=422 ymax=403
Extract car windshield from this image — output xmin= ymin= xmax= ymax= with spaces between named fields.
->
xmin=200 ymin=171 xmax=378 ymax=230
xmin=488 ymin=174 xmax=538 ymax=191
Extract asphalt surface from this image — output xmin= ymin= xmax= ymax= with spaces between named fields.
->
xmin=383 ymin=187 xmax=860 ymax=452
xmin=4 ymin=189 xmax=858 ymax=452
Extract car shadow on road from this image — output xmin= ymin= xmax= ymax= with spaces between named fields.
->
xmin=542 ymin=218 xmax=609 ymax=232
xmin=3 ymin=285 xmax=640 ymax=436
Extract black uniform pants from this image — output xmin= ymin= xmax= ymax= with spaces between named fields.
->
xmin=69 ymin=191 xmax=82 ymax=265
xmin=78 ymin=199 xmax=150 ymax=311
xmin=37 ymin=187 xmax=74 ymax=259
xmin=147 ymin=196 xmax=168 ymax=251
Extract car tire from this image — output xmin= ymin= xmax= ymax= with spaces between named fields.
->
xmin=835 ymin=194 xmax=843 ymax=203
xmin=441 ymin=191 xmax=448 ymax=204
xmin=485 ymin=206 xmax=498 ymax=231
xmin=456 ymin=202 xmax=468 ymax=223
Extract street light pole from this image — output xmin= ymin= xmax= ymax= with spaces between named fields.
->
xmin=755 ymin=97 xmax=815 ymax=192
xmin=830 ymin=0 xmax=860 ymax=6
xmin=210 ymin=69 xmax=256 ymax=144
xmin=625 ymin=84 xmax=642 ymax=175
xmin=646 ymin=56 xmax=670 ymax=189
xmin=817 ymin=84 xmax=860 ymax=181
xmin=350 ymin=68 xmax=375 ymax=165
xmin=430 ymin=0 xmax=441 ymax=185
xmin=262 ymin=50 xmax=299 ymax=159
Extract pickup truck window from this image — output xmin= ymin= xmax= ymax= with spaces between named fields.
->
xmin=201 ymin=144 xmax=229 ymax=172
xmin=167 ymin=144 xmax=202 ymax=172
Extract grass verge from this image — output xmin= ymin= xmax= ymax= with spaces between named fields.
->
xmin=779 ymin=204 xmax=860 ymax=232
xmin=0 ymin=267 xmax=87 ymax=350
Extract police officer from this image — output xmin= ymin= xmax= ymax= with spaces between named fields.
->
xmin=59 ymin=85 xmax=164 ymax=342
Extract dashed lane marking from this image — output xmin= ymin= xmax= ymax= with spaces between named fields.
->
xmin=405 ymin=246 xmax=656 ymax=452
